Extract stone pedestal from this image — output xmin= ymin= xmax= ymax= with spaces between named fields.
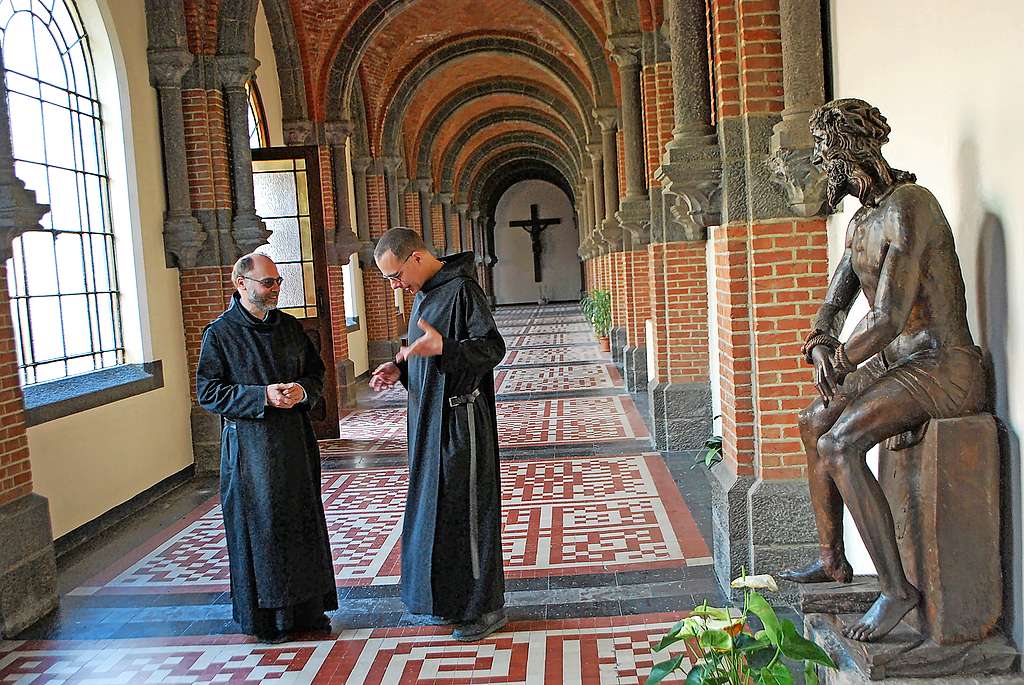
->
xmin=367 ymin=339 xmax=401 ymax=373
xmin=0 ymin=494 xmax=57 ymax=637
xmin=336 ymin=358 xmax=357 ymax=408
xmin=622 ymin=345 xmax=647 ymax=392
xmin=648 ymin=380 xmax=712 ymax=450
xmin=805 ymin=613 xmax=1017 ymax=682
xmin=878 ymin=415 xmax=1002 ymax=645
xmin=610 ymin=326 xmax=627 ymax=368
xmin=191 ymin=405 xmax=221 ymax=474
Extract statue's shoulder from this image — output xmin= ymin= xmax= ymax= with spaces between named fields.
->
xmin=886 ymin=182 xmax=941 ymax=213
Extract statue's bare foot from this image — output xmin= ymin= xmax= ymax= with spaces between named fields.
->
xmin=842 ymin=587 xmax=920 ymax=642
xmin=779 ymin=557 xmax=853 ymax=584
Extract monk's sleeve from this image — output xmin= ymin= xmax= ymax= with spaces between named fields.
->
xmin=294 ymin=325 xmax=326 ymax=408
xmin=196 ymin=327 xmax=267 ymax=419
xmin=436 ymin=280 xmax=506 ymax=374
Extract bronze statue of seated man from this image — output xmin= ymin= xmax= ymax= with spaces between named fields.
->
xmin=780 ymin=98 xmax=987 ymax=642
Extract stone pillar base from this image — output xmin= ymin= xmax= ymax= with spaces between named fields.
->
xmin=709 ymin=467 xmax=754 ymax=594
xmin=0 ymin=494 xmax=57 ymax=637
xmin=191 ymin=405 xmax=221 ymax=474
xmin=647 ymin=380 xmax=711 ymax=450
xmin=623 ymin=345 xmax=648 ymax=392
xmin=368 ymin=339 xmax=400 ymax=372
xmin=336 ymin=358 xmax=357 ymax=408
xmin=610 ymin=327 xmax=627 ymax=368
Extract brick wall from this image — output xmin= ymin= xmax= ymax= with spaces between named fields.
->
xmin=182 ymin=0 xmax=220 ymax=56
xmin=625 ymin=250 xmax=650 ymax=347
xmin=616 ymin=130 xmax=627 ymax=199
xmin=363 ymin=173 xmax=400 ymax=342
xmin=711 ymin=0 xmax=741 ymax=118
xmin=403 ymin=192 xmax=422 ymax=234
xmin=611 ymin=252 xmax=628 ymax=328
xmin=648 ymin=241 xmax=710 ymax=385
xmin=182 ymin=89 xmax=231 ymax=213
xmin=738 ymin=0 xmax=784 ymax=116
xmin=180 ymin=267 xmax=236 ymax=404
xmin=748 ymin=219 xmax=828 ymax=478
xmin=0 ymin=269 xmax=31 ymax=506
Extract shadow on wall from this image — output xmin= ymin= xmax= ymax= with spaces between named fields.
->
xmin=968 ymin=143 xmax=1021 ymax=647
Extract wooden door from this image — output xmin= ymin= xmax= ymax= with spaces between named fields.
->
xmin=251 ymin=146 xmax=339 ymax=438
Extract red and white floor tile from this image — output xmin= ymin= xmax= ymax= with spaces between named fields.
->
xmin=19 ymin=303 xmax=716 ymax=684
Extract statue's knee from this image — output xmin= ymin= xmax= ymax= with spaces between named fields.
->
xmin=816 ymin=431 xmax=850 ymax=471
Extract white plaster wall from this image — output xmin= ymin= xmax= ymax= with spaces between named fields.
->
xmin=253 ymin=1 xmax=284 ymax=147
xmin=26 ymin=0 xmax=192 ymax=537
xmin=828 ymin=0 xmax=1024 ymax=644
xmin=492 ymin=180 xmax=581 ymax=304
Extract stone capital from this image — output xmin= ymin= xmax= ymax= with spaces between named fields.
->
xmin=766 ymin=145 xmax=828 ymax=218
xmin=598 ymin=217 xmax=625 ymax=252
xmin=379 ymin=155 xmax=403 ymax=176
xmin=147 ymin=48 xmax=193 ymax=88
xmin=323 ymin=119 xmax=354 ymax=146
xmin=470 ymin=209 xmax=481 ymax=221
xmin=282 ymin=119 xmax=315 ymax=146
xmin=456 ymin=202 xmax=469 ymax=217
xmin=414 ymin=178 xmax=433 ymax=194
xmin=350 ymin=156 xmax=373 ymax=175
xmin=587 ymin=142 xmax=603 ymax=162
xmin=216 ymin=54 xmax=259 ymax=89
xmin=593 ymin=107 xmax=620 ymax=132
xmin=328 ymin=225 xmax=361 ymax=265
xmin=436 ymin=191 xmax=454 ymax=206
xmin=607 ymin=33 xmax=642 ymax=69
xmin=616 ymin=196 xmax=652 ymax=247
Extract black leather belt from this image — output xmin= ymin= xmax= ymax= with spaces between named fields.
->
xmin=449 ymin=387 xmax=481 ymax=579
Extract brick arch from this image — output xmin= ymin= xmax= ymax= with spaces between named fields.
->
xmin=436 ymin=108 xmax=583 ymax=186
xmin=478 ymin=164 xmax=576 ymax=215
xmin=448 ymin=123 xmax=577 ymax=191
xmin=414 ymin=78 xmax=589 ymax=184
xmin=379 ymin=35 xmax=595 ymax=157
xmin=322 ymin=0 xmax=615 ymax=123
xmin=469 ymin=148 xmax=578 ymax=205
xmin=450 ymin=130 xmax=577 ymax=195
xmin=216 ymin=0 xmax=310 ymax=122
xmin=350 ymin=77 xmax=371 ymax=156
xmin=457 ymin=138 xmax=579 ymax=202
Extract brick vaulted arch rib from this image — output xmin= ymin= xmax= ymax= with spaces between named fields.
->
xmin=216 ymin=0 xmax=310 ymax=122
xmin=379 ymin=35 xmax=596 ymax=156
xmin=461 ymin=145 xmax=578 ymax=205
xmin=436 ymin=109 xmax=583 ymax=186
xmin=322 ymin=0 xmax=615 ymax=122
xmin=415 ymin=78 xmax=589 ymax=182
xmin=452 ymin=132 xmax=579 ymax=199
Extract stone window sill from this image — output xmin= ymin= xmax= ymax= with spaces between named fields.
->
xmin=23 ymin=361 xmax=164 ymax=427
xmin=346 ymin=316 xmax=360 ymax=333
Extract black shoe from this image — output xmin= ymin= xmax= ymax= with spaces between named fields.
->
xmin=412 ymin=614 xmax=454 ymax=626
xmin=451 ymin=609 xmax=507 ymax=642
xmin=254 ymin=628 xmax=289 ymax=644
xmin=303 ymin=612 xmax=332 ymax=633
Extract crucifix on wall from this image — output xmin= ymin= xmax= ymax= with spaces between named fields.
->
xmin=509 ymin=203 xmax=561 ymax=282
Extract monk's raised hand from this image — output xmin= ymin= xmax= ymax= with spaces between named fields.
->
xmin=397 ymin=320 xmax=443 ymax=361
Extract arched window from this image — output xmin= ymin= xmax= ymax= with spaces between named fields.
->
xmin=246 ymin=79 xmax=268 ymax=148
xmin=0 ymin=0 xmax=125 ymax=384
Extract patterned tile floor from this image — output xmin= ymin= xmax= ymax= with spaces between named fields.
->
xmin=8 ymin=303 xmax=722 ymax=683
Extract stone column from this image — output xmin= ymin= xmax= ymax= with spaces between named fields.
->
xmin=587 ymin=143 xmax=605 ymax=246
xmin=148 ymin=48 xmax=207 ymax=268
xmin=656 ymin=0 xmax=721 ymax=237
xmin=381 ymin=156 xmax=403 ymax=229
xmin=595 ymin=109 xmax=623 ymax=250
xmin=767 ymin=0 xmax=828 ymax=217
xmin=324 ymin=121 xmax=360 ymax=407
xmin=456 ymin=202 xmax=469 ymax=253
xmin=469 ymin=209 xmax=481 ymax=255
xmin=415 ymin=178 xmax=435 ymax=251
xmin=350 ymin=156 xmax=372 ymax=266
xmin=437 ymin=192 xmax=454 ymax=255
xmin=0 ymin=75 xmax=57 ymax=637
xmin=218 ymin=55 xmax=269 ymax=256
xmin=579 ymin=168 xmax=595 ymax=262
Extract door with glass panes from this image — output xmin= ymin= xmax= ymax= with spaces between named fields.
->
xmin=251 ymin=146 xmax=339 ymax=439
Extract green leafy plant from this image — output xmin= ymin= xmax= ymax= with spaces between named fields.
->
xmin=646 ymin=574 xmax=837 ymax=685
xmin=693 ymin=415 xmax=723 ymax=471
xmin=580 ymin=289 xmax=612 ymax=338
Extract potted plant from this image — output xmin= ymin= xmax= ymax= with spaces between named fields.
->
xmin=580 ymin=289 xmax=612 ymax=351
xmin=645 ymin=574 xmax=837 ymax=685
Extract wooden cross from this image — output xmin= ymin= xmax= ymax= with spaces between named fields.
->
xmin=509 ymin=204 xmax=561 ymax=282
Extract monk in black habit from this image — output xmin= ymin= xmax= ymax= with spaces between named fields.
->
xmin=371 ymin=228 xmax=507 ymax=641
xmin=196 ymin=253 xmax=337 ymax=644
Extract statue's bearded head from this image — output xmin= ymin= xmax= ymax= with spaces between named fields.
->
xmin=809 ymin=99 xmax=900 ymax=212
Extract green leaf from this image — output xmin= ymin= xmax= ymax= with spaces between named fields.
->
xmin=746 ymin=592 xmax=782 ymax=644
xmin=684 ymin=663 xmax=728 ymax=685
xmin=698 ymin=628 xmax=733 ymax=653
xmin=779 ymin=620 xmax=836 ymax=668
xmin=652 ymin=619 xmax=687 ymax=652
xmin=757 ymin=661 xmax=794 ymax=685
xmin=805 ymin=661 xmax=819 ymax=685
xmin=690 ymin=605 xmax=732 ymax=621
xmin=644 ymin=654 xmax=685 ymax=685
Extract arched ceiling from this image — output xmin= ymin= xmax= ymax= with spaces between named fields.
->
xmin=206 ymin=0 xmax=661 ymax=216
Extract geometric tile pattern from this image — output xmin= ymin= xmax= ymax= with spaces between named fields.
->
xmin=325 ymin=614 xmax=691 ymax=683
xmin=500 ymin=345 xmax=607 ymax=367
xmin=0 ymin=639 xmax=336 ymax=683
xmin=523 ymin=322 xmax=593 ymax=334
xmin=323 ymin=395 xmax=648 ymax=456
xmin=494 ymin=364 xmax=622 ymax=395
xmin=70 ymin=455 xmax=709 ymax=594
xmin=509 ymin=331 xmax=597 ymax=347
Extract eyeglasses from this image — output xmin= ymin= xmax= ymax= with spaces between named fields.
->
xmin=382 ymin=253 xmax=413 ymax=282
xmin=243 ymin=275 xmax=285 ymax=288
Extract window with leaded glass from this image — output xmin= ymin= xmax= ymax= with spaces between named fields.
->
xmin=247 ymin=79 xmax=268 ymax=148
xmin=0 ymin=0 xmax=125 ymax=385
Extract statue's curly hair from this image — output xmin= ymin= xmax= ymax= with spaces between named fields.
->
xmin=810 ymin=98 xmax=915 ymax=186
